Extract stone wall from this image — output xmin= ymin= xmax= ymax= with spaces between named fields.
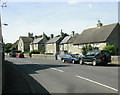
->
xmin=111 ymin=56 xmax=120 ymax=64
xmin=24 ymin=54 xmax=120 ymax=64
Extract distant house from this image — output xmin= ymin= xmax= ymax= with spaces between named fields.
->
xmin=59 ymin=31 xmax=80 ymax=54
xmin=30 ymin=33 xmax=48 ymax=52
xmin=45 ymin=31 xmax=65 ymax=54
xmin=74 ymin=20 xmax=120 ymax=55
xmin=12 ymin=40 xmax=19 ymax=50
xmin=60 ymin=35 xmax=71 ymax=52
xmin=67 ymin=33 xmax=80 ymax=54
xmin=18 ymin=33 xmax=33 ymax=52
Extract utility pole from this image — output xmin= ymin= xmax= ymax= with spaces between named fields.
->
xmin=0 ymin=1 xmax=7 ymax=94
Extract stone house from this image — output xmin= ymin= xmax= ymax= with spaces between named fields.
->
xmin=45 ymin=31 xmax=65 ymax=54
xmin=73 ymin=20 xmax=120 ymax=55
xmin=12 ymin=40 xmax=19 ymax=50
xmin=30 ymin=33 xmax=48 ymax=52
xmin=59 ymin=31 xmax=80 ymax=54
xmin=18 ymin=33 xmax=33 ymax=52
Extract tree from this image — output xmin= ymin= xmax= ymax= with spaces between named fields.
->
xmin=103 ymin=45 xmax=116 ymax=55
xmin=4 ymin=43 xmax=12 ymax=53
xmin=81 ymin=44 xmax=99 ymax=55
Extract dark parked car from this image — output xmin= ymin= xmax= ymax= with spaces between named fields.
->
xmin=61 ymin=54 xmax=80 ymax=64
xmin=79 ymin=50 xmax=111 ymax=66
xmin=16 ymin=53 xmax=24 ymax=58
xmin=9 ymin=51 xmax=16 ymax=57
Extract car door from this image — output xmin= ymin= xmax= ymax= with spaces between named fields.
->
xmin=83 ymin=51 xmax=91 ymax=62
xmin=88 ymin=51 xmax=95 ymax=62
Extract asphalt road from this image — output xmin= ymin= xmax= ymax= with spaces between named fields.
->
xmin=5 ymin=56 xmax=119 ymax=94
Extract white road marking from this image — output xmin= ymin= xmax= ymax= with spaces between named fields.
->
xmin=50 ymin=68 xmax=64 ymax=72
xmin=76 ymin=75 xmax=118 ymax=92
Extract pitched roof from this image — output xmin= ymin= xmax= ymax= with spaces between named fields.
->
xmin=60 ymin=36 xmax=71 ymax=44
xmin=46 ymin=37 xmax=61 ymax=44
xmin=32 ymin=37 xmax=43 ymax=44
xmin=67 ymin=34 xmax=79 ymax=43
xmin=73 ymin=23 xmax=119 ymax=45
xmin=20 ymin=36 xmax=33 ymax=43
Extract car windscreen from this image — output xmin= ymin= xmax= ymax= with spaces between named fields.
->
xmin=71 ymin=54 xmax=78 ymax=58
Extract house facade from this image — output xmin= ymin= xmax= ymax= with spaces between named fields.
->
xmin=74 ymin=21 xmax=120 ymax=55
xmin=59 ymin=31 xmax=80 ymax=54
xmin=18 ymin=33 xmax=33 ymax=52
xmin=45 ymin=31 xmax=65 ymax=54
xmin=30 ymin=33 xmax=48 ymax=52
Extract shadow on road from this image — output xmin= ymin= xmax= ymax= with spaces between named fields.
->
xmin=3 ymin=60 xmax=71 ymax=94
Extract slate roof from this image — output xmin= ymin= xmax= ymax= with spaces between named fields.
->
xmin=60 ymin=36 xmax=71 ymax=44
xmin=32 ymin=37 xmax=43 ymax=44
xmin=67 ymin=35 xmax=79 ymax=43
xmin=20 ymin=36 xmax=33 ymax=43
xmin=46 ymin=37 xmax=61 ymax=44
xmin=73 ymin=23 xmax=119 ymax=45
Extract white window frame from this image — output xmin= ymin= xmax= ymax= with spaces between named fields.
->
xmin=93 ymin=43 xmax=100 ymax=47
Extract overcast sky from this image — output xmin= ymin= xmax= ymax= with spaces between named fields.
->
xmin=1 ymin=1 xmax=118 ymax=43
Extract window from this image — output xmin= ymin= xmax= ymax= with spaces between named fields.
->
xmin=93 ymin=43 xmax=100 ymax=47
xmin=78 ymin=45 xmax=83 ymax=49
xmin=86 ymin=51 xmax=91 ymax=56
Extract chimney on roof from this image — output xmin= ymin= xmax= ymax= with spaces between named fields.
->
xmin=97 ymin=20 xmax=103 ymax=27
xmin=72 ymin=31 xmax=75 ymax=36
xmin=42 ymin=32 xmax=46 ymax=38
xmin=50 ymin=34 xmax=54 ymax=39
xmin=35 ymin=35 xmax=37 ymax=39
xmin=60 ymin=30 xmax=64 ymax=37
xmin=28 ymin=33 xmax=33 ymax=38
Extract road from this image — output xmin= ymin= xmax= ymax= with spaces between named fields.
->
xmin=5 ymin=56 xmax=119 ymax=94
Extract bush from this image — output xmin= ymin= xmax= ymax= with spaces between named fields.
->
xmin=81 ymin=44 xmax=99 ymax=55
xmin=30 ymin=50 xmax=40 ymax=54
xmin=103 ymin=45 xmax=116 ymax=55
xmin=40 ymin=50 xmax=44 ymax=54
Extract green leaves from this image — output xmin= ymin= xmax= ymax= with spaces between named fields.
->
xmin=103 ymin=45 xmax=116 ymax=55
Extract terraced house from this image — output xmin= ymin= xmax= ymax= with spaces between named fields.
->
xmin=45 ymin=31 xmax=65 ymax=54
xmin=18 ymin=33 xmax=33 ymax=52
xmin=30 ymin=33 xmax=48 ymax=52
xmin=60 ymin=31 xmax=80 ymax=54
xmin=73 ymin=20 xmax=120 ymax=55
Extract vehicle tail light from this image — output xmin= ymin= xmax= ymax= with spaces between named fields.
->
xmin=100 ymin=54 xmax=102 ymax=58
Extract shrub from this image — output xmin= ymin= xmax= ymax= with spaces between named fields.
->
xmin=30 ymin=50 xmax=40 ymax=54
xmin=40 ymin=50 xmax=44 ymax=54
xmin=81 ymin=44 xmax=99 ymax=55
xmin=103 ymin=45 xmax=116 ymax=55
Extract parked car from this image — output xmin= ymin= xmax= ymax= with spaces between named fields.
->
xmin=79 ymin=50 xmax=111 ymax=66
xmin=16 ymin=53 xmax=24 ymax=58
xmin=61 ymin=54 xmax=80 ymax=64
xmin=9 ymin=51 xmax=16 ymax=57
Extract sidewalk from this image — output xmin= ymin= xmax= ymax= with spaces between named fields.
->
xmin=2 ymin=60 xmax=31 ymax=94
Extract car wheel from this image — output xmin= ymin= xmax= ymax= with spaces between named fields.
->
xmin=72 ymin=60 xmax=75 ymax=64
xmin=80 ymin=59 xmax=84 ymax=65
xmin=92 ymin=60 xmax=97 ymax=66
xmin=62 ymin=59 xmax=65 ymax=63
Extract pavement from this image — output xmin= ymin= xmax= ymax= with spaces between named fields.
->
xmin=2 ymin=56 xmax=119 ymax=94
xmin=2 ymin=60 xmax=31 ymax=94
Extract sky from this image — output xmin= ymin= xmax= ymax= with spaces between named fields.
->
xmin=1 ymin=1 xmax=118 ymax=43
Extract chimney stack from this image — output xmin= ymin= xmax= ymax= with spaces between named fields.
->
xmin=72 ymin=31 xmax=75 ymax=36
xmin=50 ymin=34 xmax=54 ymax=39
xmin=28 ymin=33 xmax=33 ymax=38
xmin=43 ymin=32 xmax=46 ymax=38
xmin=60 ymin=30 xmax=64 ymax=37
xmin=97 ymin=20 xmax=103 ymax=27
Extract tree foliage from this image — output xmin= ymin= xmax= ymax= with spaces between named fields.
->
xmin=81 ymin=44 xmax=99 ymax=55
xmin=103 ymin=45 xmax=116 ymax=55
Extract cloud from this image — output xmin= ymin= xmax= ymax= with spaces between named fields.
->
xmin=88 ymin=3 xmax=93 ymax=8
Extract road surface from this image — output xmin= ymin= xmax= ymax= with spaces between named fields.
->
xmin=5 ymin=56 xmax=119 ymax=94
